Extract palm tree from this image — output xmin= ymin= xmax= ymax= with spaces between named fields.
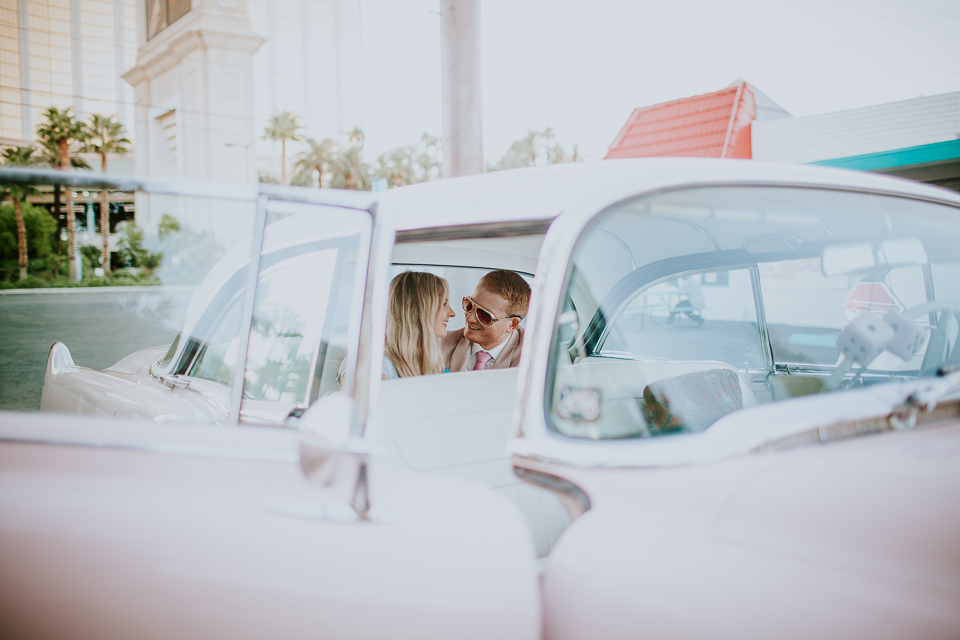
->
xmin=328 ymin=128 xmax=371 ymax=190
xmin=263 ymin=111 xmax=302 ymax=185
xmin=0 ymin=146 xmax=42 ymax=281
xmin=36 ymin=107 xmax=87 ymax=281
xmin=38 ymin=137 xmax=90 ymax=244
xmin=294 ymin=137 xmax=337 ymax=187
xmin=81 ymin=114 xmax=131 ymax=274
xmin=330 ymin=144 xmax=371 ymax=190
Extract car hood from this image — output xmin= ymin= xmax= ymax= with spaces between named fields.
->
xmin=107 ymin=345 xmax=168 ymax=379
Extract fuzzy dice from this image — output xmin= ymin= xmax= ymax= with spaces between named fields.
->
xmin=883 ymin=310 xmax=926 ymax=361
xmin=837 ymin=311 xmax=894 ymax=366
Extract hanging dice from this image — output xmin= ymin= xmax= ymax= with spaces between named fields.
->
xmin=883 ymin=310 xmax=926 ymax=361
xmin=837 ymin=311 xmax=894 ymax=366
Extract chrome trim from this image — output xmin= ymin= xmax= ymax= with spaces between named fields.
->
xmin=750 ymin=264 xmax=774 ymax=372
xmin=229 ymin=194 xmax=269 ymax=425
xmin=773 ymin=362 xmax=917 ymax=378
xmin=0 ymin=435 xmax=298 ymax=463
xmin=158 ymin=373 xmax=191 ymax=390
xmin=257 ymin=182 xmax=377 ymax=210
xmin=0 ymin=167 xmax=379 ymax=209
xmin=0 ymin=166 xmax=258 ymax=201
xmin=394 ymin=218 xmax=553 ymax=243
xmin=756 ymin=397 xmax=960 ymax=452
xmin=513 ymin=466 xmax=591 ymax=514
xmin=353 ymin=203 xmax=393 ymax=438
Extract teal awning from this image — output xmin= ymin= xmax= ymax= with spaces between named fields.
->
xmin=811 ymin=139 xmax=960 ymax=171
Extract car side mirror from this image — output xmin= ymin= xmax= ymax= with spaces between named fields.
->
xmin=288 ymin=392 xmax=385 ymax=522
xmin=298 ymin=391 xmax=356 ymax=483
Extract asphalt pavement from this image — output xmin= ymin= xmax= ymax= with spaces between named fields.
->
xmin=0 ymin=287 xmax=194 ymax=412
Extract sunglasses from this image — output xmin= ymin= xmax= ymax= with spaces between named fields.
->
xmin=462 ymin=296 xmax=522 ymax=327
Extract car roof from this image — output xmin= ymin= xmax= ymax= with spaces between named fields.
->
xmin=374 ymin=158 xmax=960 ymax=231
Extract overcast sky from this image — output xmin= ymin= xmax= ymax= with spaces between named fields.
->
xmin=359 ymin=0 xmax=960 ymax=164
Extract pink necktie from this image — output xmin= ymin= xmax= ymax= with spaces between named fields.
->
xmin=473 ymin=351 xmax=492 ymax=371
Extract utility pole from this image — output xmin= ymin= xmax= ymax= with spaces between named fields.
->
xmin=440 ymin=0 xmax=483 ymax=177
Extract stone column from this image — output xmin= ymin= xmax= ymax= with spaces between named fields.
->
xmin=123 ymin=0 xmax=264 ymax=185
xmin=440 ymin=0 xmax=484 ymax=178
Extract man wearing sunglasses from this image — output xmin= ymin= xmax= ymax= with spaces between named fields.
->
xmin=442 ymin=269 xmax=531 ymax=372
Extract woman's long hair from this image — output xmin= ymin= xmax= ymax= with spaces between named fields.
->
xmin=385 ymin=271 xmax=448 ymax=378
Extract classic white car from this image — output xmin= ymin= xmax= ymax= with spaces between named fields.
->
xmin=3 ymin=159 xmax=960 ymax=640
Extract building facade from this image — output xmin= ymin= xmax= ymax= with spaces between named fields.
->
xmin=1 ymin=0 xmax=138 ymax=149
xmin=123 ymin=0 xmax=361 ymax=186
xmin=752 ymin=92 xmax=960 ymax=193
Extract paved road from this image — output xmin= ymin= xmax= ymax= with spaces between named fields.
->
xmin=0 ymin=288 xmax=195 ymax=412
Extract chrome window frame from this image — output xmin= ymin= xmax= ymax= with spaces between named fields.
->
xmin=0 ymin=168 xmax=376 ymax=427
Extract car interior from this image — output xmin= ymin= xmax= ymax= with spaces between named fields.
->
xmin=548 ymin=187 xmax=960 ymax=442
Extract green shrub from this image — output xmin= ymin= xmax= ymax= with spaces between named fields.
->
xmin=0 ymin=202 xmax=58 ymax=262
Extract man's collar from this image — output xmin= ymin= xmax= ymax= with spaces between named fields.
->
xmin=470 ymin=333 xmax=510 ymax=360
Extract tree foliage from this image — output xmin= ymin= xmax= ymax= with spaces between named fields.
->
xmin=36 ymin=107 xmax=87 ymax=164
xmin=36 ymin=107 xmax=87 ymax=281
xmin=1 ymin=146 xmax=44 ymax=279
xmin=81 ymin=114 xmax=131 ymax=161
xmin=116 ymin=220 xmax=163 ymax=273
xmin=489 ymin=127 xmax=581 ymax=171
xmin=81 ymin=113 xmax=131 ymax=273
xmin=293 ymin=137 xmax=338 ymax=187
xmin=375 ymin=133 xmax=441 ymax=187
xmin=0 ymin=202 xmax=58 ymax=281
xmin=263 ymin=111 xmax=303 ymax=185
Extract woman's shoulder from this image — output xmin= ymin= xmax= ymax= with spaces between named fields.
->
xmin=382 ymin=356 xmax=399 ymax=379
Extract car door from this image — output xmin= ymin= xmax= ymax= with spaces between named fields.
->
xmin=0 ymin=181 xmax=540 ymax=640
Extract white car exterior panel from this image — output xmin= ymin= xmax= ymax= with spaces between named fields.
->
xmin=0 ymin=413 xmax=540 ymax=640
xmin=535 ymin=422 xmax=960 ymax=640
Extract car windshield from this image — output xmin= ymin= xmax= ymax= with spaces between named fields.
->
xmin=547 ymin=186 xmax=960 ymax=440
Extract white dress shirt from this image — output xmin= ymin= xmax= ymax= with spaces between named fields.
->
xmin=467 ymin=338 xmax=508 ymax=371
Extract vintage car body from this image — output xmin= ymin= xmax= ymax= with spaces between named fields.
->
xmin=3 ymin=159 xmax=960 ymax=639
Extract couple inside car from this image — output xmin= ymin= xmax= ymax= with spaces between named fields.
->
xmin=382 ymin=269 xmax=530 ymax=379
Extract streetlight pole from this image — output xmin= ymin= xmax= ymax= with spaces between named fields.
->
xmin=440 ymin=0 xmax=483 ymax=178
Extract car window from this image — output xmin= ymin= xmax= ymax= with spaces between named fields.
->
xmin=547 ymin=186 xmax=960 ymax=441
xmin=244 ymin=247 xmax=351 ymax=403
xmin=189 ymin=293 xmax=244 ymax=384
xmin=240 ymin=203 xmax=369 ymax=410
xmin=1 ymin=184 xmax=256 ymax=416
xmin=601 ymin=268 xmax=764 ymax=369
xmin=759 ymin=258 xmax=928 ymax=371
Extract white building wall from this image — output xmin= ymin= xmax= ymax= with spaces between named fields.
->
xmin=753 ymin=92 xmax=960 ymax=164
xmin=249 ymin=0 xmax=362 ymax=182
xmin=0 ymin=0 xmax=23 ymax=139
xmin=0 ymin=0 xmax=138 ymax=145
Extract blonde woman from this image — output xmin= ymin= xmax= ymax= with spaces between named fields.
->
xmin=383 ymin=271 xmax=455 ymax=379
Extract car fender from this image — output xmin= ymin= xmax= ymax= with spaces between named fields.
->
xmin=40 ymin=342 xmax=133 ymax=417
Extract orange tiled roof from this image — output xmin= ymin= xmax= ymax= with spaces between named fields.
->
xmin=605 ymin=84 xmax=756 ymax=160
